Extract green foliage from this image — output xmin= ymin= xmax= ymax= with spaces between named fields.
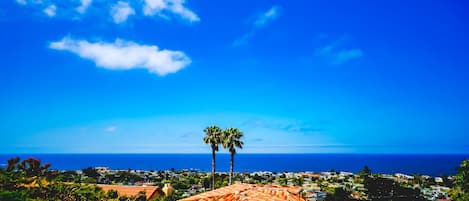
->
xmin=110 ymin=170 xmax=144 ymax=185
xmin=107 ymin=189 xmax=119 ymax=199
xmin=82 ymin=167 xmax=100 ymax=180
xmin=0 ymin=157 xmax=153 ymax=201
xmin=364 ymin=177 xmax=425 ymax=201
xmin=152 ymin=194 xmax=177 ymax=201
xmin=201 ymin=177 xmax=210 ymax=189
xmin=203 ymin=125 xmax=223 ymax=190
xmin=55 ymin=170 xmax=78 ymax=182
xmin=325 ymin=187 xmax=352 ymax=201
xmin=205 ymin=173 xmax=229 ymax=189
xmin=119 ymin=196 xmax=132 ymax=201
xmin=203 ymin=125 xmax=246 ymax=188
xmin=292 ymin=176 xmax=304 ymax=186
xmin=203 ymin=125 xmax=223 ymax=152
xmin=222 ymin=127 xmax=244 ymax=185
xmin=0 ymin=189 xmax=29 ymax=201
xmin=277 ymin=177 xmax=288 ymax=186
xmin=82 ymin=177 xmax=98 ymax=184
xmin=222 ymin=128 xmax=244 ymax=154
xmin=451 ymin=159 xmax=469 ymax=201
xmin=455 ymin=159 xmax=469 ymax=192
xmin=450 ymin=188 xmax=469 ymax=201
xmin=439 ymin=174 xmax=453 ymax=187
xmin=409 ymin=174 xmax=435 ymax=188
xmin=358 ymin=165 xmax=371 ymax=178
xmin=170 ymin=180 xmax=190 ymax=190
xmin=135 ymin=191 xmax=146 ymax=201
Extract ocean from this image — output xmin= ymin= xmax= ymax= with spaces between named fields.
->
xmin=0 ymin=154 xmax=467 ymax=176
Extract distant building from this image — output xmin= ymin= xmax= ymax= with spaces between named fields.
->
xmin=163 ymin=183 xmax=174 ymax=196
xmin=303 ymin=190 xmax=326 ymax=201
xmin=95 ymin=167 xmax=109 ymax=174
xmin=298 ymin=173 xmax=321 ymax=179
xmin=339 ymin=172 xmax=353 ymax=177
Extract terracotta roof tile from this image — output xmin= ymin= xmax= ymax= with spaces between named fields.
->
xmin=98 ymin=184 xmax=160 ymax=199
xmin=179 ymin=184 xmax=305 ymax=201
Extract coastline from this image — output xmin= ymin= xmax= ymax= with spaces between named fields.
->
xmin=1 ymin=153 xmax=467 ymax=176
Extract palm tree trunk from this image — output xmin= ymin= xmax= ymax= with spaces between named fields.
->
xmin=211 ymin=148 xmax=216 ymax=190
xmin=230 ymin=152 xmax=234 ymax=185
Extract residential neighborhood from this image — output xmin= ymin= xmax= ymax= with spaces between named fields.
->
xmin=62 ymin=166 xmax=454 ymax=201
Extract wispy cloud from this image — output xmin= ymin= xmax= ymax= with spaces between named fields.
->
xmin=232 ymin=33 xmax=255 ymax=47
xmin=281 ymin=123 xmax=321 ymax=134
xmin=16 ymin=0 xmax=27 ymax=5
xmin=76 ymin=0 xmax=92 ymax=14
xmin=14 ymin=0 xmax=199 ymax=24
xmin=143 ymin=0 xmax=200 ymax=22
xmin=241 ymin=119 xmax=322 ymax=135
xmin=105 ymin=126 xmax=117 ymax=133
xmin=15 ymin=0 xmax=42 ymax=5
xmin=253 ymin=6 xmax=281 ymax=28
xmin=233 ymin=5 xmax=281 ymax=47
xmin=43 ymin=4 xmax=56 ymax=17
xmin=49 ymin=37 xmax=191 ymax=76
xmin=110 ymin=1 xmax=135 ymax=24
xmin=333 ymin=49 xmax=363 ymax=65
xmin=315 ymin=35 xmax=363 ymax=65
xmin=252 ymin=138 xmax=264 ymax=142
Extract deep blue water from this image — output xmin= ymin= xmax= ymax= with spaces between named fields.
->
xmin=0 ymin=154 xmax=467 ymax=176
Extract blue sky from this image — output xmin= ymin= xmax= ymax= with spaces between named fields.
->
xmin=1 ymin=0 xmax=468 ymax=153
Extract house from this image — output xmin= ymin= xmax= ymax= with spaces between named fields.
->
xmin=298 ymin=173 xmax=321 ymax=179
xmin=98 ymin=184 xmax=162 ymax=200
xmin=179 ymin=183 xmax=305 ymax=201
xmin=303 ymin=190 xmax=326 ymax=201
xmin=95 ymin=167 xmax=109 ymax=174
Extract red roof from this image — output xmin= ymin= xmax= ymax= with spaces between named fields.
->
xmin=98 ymin=184 xmax=161 ymax=199
xmin=179 ymin=184 xmax=305 ymax=201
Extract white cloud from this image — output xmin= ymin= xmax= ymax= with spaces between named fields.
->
xmin=15 ymin=0 xmax=200 ymax=25
xmin=334 ymin=49 xmax=363 ymax=65
xmin=105 ymin=126 xmax=117 ymax=132
xmin=111 ymin=1 xmax=135 ymax=24
xmin=233 ymin=5 xmax=281 ymax=47
xmin=16 ymin=0 xmax=27 ymax=5
xmin=49 ymin=37 xmax=191 ymax=76
xmin=232 ymin=32 xmax=254 ymax=47
xmin=315 ymin=36 xmax=363 ymax=65
xmin=254 ymin=5 xmax=281 ymax=28
xmin=143 ymin=0 xmax=200 ymax=22
xmin=15 ymin=0 xmax=42 ymax=5
xmin=76 ymin=0 xmax=92 ymax=14
xmin=43 ymin=4 xmax=56 ymax=17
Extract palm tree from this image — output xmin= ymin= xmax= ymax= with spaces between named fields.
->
xmin=222 ymin=128 xmax=244 ymax=185
xmin=203 ymin=125 xmax=222 ymax=190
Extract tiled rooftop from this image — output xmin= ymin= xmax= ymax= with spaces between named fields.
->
xmin=179 ymin=184 xmax=305 ymax=201
xmin=98 ymin=184 xmax=160 ymax=199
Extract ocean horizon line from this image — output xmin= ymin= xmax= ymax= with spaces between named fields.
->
xmin=2 ymin=153 xmax=468 ymax=176
xmin=1 ymin=153 xmax=468 ymax=155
